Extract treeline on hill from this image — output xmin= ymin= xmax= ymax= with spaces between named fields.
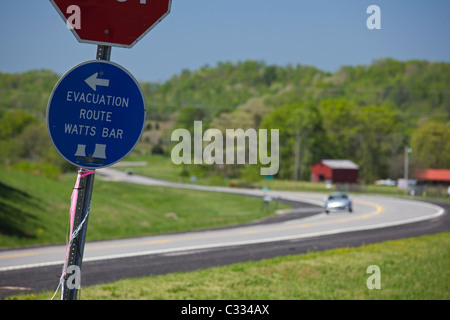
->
xmin=0 ymin=58 xmax=449 ymax=182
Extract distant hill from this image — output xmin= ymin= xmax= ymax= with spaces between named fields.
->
xmin=1 ymin=58 xmax=448 ymax=122
xmin=1 ymin=58 xmax=449 ymax=181
xmin=0 ymin=69 xmax=60 ymax=119
xmin=143 ymin=58 xmax=450 ymax=123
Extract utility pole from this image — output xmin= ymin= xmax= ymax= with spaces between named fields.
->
xmin=294 ymin=130 xmax=300 ymax=187
xmin=62 ymin=45 xmax=111 ymax=300
xmin=62 ymin=168 xmax=95 ymax=300
xmin=404 ymin=146 xmax=412 ymax=195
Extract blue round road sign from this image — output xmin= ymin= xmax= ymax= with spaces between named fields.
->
xmin=47 ymin=60 xmax=146 ymax=169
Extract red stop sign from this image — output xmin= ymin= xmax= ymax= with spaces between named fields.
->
xmin=50 ymin=0 xmax=172 ymax=48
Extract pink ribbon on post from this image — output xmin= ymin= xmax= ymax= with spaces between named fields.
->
xmin=53 ymin=169 xmax=95 ymax=300
xmin=68 ymin=170 xmax=95 ymax=238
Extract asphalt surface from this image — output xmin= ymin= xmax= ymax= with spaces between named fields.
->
xmin=0 ymin=195 xmax=448 ymax=299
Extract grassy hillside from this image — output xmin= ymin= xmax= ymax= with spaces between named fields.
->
xmin=0 ymin=166 xmax=287 ymax=248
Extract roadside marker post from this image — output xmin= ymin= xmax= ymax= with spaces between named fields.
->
xmin=62 ymin=168 xmax=95 ymax=300
xmin=47 ymin=0 xmax=172 ymax=299
xmin=60 ymin=46 xmax=110 ymax=300
xmin=48 ymin=44 xmax=147 ymax=299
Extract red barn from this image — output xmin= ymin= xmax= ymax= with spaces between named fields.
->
xmin=311 ymin=160 xmax=359 ymax=183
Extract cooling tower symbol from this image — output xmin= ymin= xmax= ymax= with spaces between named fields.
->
xmin=74 ymin=144 xmax=86 ymax=157
xmin=74 ymin=144 xmax=107 ymax=159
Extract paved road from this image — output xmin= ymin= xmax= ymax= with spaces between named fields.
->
xmin=0 ymin=168 xmax=447 ymax=298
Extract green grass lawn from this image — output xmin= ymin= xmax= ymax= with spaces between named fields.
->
xmin=0 ymin=165 xmax=287 ymax=248
xmin=11 ymin=232 xmax=450 ymax=300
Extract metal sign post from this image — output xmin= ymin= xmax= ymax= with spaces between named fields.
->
xmin=62 ymin=46 xmax=110 ymax=300
xmin=47 ymin=47 xmax=146 ymax=298
xmin=62 ymin=168 xmax=95 ymax=300
xmin=48 ymin=0 xmax=171 ymax=299
xmin=97 ymin=45 xmax=112 ymax=61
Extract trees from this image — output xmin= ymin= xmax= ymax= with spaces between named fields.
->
xmin=261 ymin=99 xmax=403 ymax=183
xmin=318 ymin=99 xmax=359 ymax=161
xmin=0 ymin=109 xmax=72 ymax=174
xmin=1 ymin=59 xmax=448 ymax=182
xmin=0 ymin=110 xmax=38 ymax=163
xmin=259 ymin=98 xmax=404 ymax=182
xmin=411 ymin=120 xmax=450 ymax=169
xmin=352 ymin=105 xmax=402 ymax=183
xmin=260 ymin=102 xmax=327 ymax=180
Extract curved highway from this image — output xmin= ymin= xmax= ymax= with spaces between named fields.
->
xmin=0 ymin=168 xmax=447 ymax=298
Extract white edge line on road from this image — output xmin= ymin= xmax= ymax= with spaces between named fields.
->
xmin=1 ymin=203 xmax=443 ymax=272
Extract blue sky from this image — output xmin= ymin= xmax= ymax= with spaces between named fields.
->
xmin=1 ymin=0 xmax=449 ymax=83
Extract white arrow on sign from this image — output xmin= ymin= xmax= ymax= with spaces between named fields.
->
xmin=85 ymin=73 xmax=110 ymax=91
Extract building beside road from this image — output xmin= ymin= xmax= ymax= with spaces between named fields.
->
xmin=412 ymin=169 xmax=450 ymax=196
xmin=311 ymin=159 xmax=359 ymax=184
